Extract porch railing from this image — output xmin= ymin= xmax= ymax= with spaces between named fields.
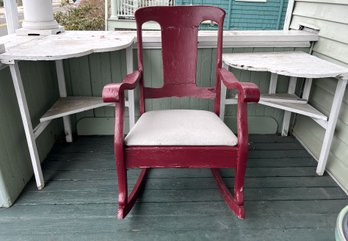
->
xmin=115 ymin=0 xmax=175 ymax=19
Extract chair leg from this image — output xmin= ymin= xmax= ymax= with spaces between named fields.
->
xmin=116 ymin=159 xmax=128 ymax=219
xmin=118 ymin=168 xmax=148 ymax=219
xmin=211 ymin=168 xmax=245 ymax=219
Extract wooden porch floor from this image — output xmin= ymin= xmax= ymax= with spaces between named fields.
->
xmin=0 ymin=135 xmax=347 ymax=241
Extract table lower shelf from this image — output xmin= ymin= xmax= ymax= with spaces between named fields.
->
xmin=40 ymin=97 xmax=113 ymax=122
xmin=261 ymin=93 xmax=307 ymax=103
xmin=259 ymin=99 xmax=327 ymax=121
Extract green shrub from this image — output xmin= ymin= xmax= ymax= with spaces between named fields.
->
xmin=54 ymin=0 xmax=105 ymax=30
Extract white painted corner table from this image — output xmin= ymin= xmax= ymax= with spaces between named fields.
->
xmin=220 ymin=51 xmax=348 ymax=176
xmin=0 ymin=31 xmax=135 ymax=190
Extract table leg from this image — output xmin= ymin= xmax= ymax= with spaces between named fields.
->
xmin=219 ymin=63 xmax=228 ymax=120
xmin=55 ymin=60 xmax=73 ymax=142
xmin=9 ymin=62 xmax=44 ymax=190
xmin=302 ymin=78 xmax=313 ymax=100
xmin=269 ymin=73 xmax=278 ymax=94
xmin=316 ymin=78 xmax=348 ymax=176
xmin=126 ymin=45 xmax=135 ymax=130
xmin=281 ymin=76 xmax=297 ymax=136
xmin=220 ymin=82 xmax=227 ymax=120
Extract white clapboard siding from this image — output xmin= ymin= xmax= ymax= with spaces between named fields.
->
xmin=289 ymin=0 xmax=348 ymax=193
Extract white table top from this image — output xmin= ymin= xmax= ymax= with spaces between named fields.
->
xmin=223 ymin=51 xmax=348 ymax=80
xmin=0 ymin=31 xmax=134 ymax=63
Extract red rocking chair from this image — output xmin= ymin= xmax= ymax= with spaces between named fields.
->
xmin=102 ymin=6 xmax=260 ymax=219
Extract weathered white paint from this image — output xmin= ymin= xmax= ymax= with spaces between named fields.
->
xmin=223 ymin=51 xmax=348 ymax=79
xmin=9 ymin=63 xmax=44 ymax=190
xmin=312 ymin=118 xmax=328 ymax=129
xmin=138 ymin=30 xmax=318 ymax=49
xmin=302 ymin=78 xmax=312 ymax=100
xmin=283 ymin=0 xmax=295 ymax=30
xmin=126 ymin=46 xmax=135 ymax=129
xmin=16 ymin=27 xmax=65 ymax=36
xmin=289 ymin=0 xmax=348 ymax=192
xmin=269 ymin=73 xmax=278 ymax=94
xmin=1 ymin=0 xmax=16 ymax=68
xmin=0 ymin=31 xmax=134 ymax=63
xmin=40 ymin=97 xmax=113 ymax=123
xmin=55 ymin=60 xmax=72 ymax=143
xmin=33 ymin=120 xmax=52 ymax=139
xmin=259 ymin=100 xmax=327 ymax=120
xmin=104 ymin=0 xmax=108 ymax=30
xmin=0 ymin=31 xmax=135 ymax=190
xmin=222 ymin=51 xmax=348 ymax=175
xmin=219 ymin=63 xmax=229 ymax=120
xmin=21 ymin=0 xmax=60 ymax=31
xmin=0 ymin=30 xmax=318 ymax=191
xmin=261 ymin=93 xmax=307 ymax=103
xmin=316 ymin=78 xmax=348 ymax=175
xmin=3 ymin=0 xmax=19 ymax=34
xmin=109 ymin=0 xmax=118 ymax=20
xmin=281 ymin=76 xmax=298 ymax=136
xmin=0 ymin=30 xmax=318 ymax=55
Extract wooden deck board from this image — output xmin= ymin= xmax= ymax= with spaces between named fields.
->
xmin=0 ymin=229 xmax=337 ymax=241
xmin=0 ymin=135 xmax=346 ymax=241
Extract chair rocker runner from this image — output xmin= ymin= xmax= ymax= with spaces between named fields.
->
xmin=102 ymin=6 xmax=260 ymax=219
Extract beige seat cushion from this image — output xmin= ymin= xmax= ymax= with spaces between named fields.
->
xmin=125 ymin=110 xmax=238 ymax=146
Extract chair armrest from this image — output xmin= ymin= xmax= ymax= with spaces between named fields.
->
xmin=102 ymin=70 xmax=142 ymax=102
xmin=218 ymin=68 xmax=260 ymax=103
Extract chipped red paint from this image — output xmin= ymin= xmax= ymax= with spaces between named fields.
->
xmin=102 ymin=6 xmax=260 ymax=220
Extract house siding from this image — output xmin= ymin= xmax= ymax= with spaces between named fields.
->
xmin=176 ymin=0 xmax=288 ymax=30
xmin=289 ymin=0 xmax=348 ymax=192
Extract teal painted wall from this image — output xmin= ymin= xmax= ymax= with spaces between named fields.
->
xmin=176 ymin=0 xmax=288 ymax=30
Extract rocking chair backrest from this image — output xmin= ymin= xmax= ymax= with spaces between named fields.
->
xmin=134 ymin=6 xmax=226 ymax=114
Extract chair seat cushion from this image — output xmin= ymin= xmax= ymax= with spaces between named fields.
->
xmin=125 ymin=110 xmax=238 ymax=146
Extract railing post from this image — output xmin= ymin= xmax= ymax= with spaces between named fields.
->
xmin=110 ymin=0 xmax=118 ymax=20
xmin=3 ymin=0 xmax=19 ymax=34
xmin=22 ymin=0 xmax=59 ymax=30
xmin=283 ymin=0 xmax=295 ymax=30
xmin=17 ymin=0 xmax=64 ymax=35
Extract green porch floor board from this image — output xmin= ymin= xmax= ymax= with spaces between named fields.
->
xmin=0 ymin=229 xmax=337 ymax=241
xmin=23 ymin=176 xmax=337 ymax=192
xmin=39 ymin=167 xmax=324 ymax=182
xmin=0 ymin=135 xmax=347 ymax=241
xmin=14 ymin=186 xmax=347 ymax=206
xmin=43 ymin=156 xmax=317 ymax=169
xmin=0 ymin=214 xmax=337 ymax=234
xmin=1 ymin=200 xmax=347 ymax=220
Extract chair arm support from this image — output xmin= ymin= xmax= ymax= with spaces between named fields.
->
xmin=102 ymin=70 xmax=142 ymax=102
xmin=218 ymin=68 xmax=260 ymax=103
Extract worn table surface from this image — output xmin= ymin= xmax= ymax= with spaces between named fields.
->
xmin=222 ymin=50 xmax=348 ymax=176
xmin=223 ymin=51 xmax=348 ymax=79
xmin=0 ymin=31 xmax=134 ymax=63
